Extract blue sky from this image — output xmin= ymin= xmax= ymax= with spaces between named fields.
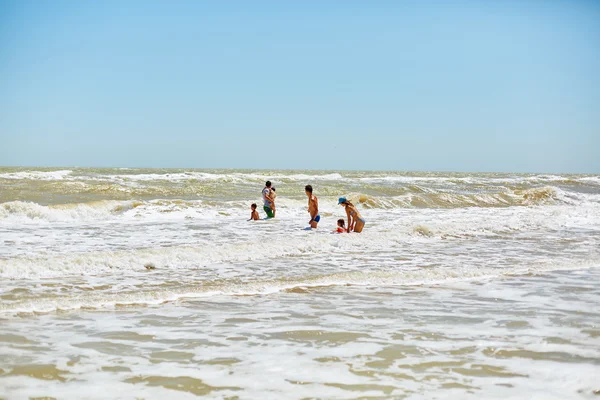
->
xmin=1 ymin=0 xmax=599 ymax=173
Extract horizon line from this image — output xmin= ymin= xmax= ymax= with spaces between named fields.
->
xmin=0 ymin=165 xmax=598 ymax=175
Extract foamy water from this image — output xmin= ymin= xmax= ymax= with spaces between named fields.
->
xmin=1 ymin=168 xmax=599 ymax=399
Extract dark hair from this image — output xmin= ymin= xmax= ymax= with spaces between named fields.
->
xmin=265 ymin=181 xmax=272 ymax=187
xmin=271 ymin=187 xmax=276 ymax=191
xmin=251 ymin=203 xmax=257 ymax=209
xmin=337 ymin=219 xmax=345 ymax=227
xmin=305 ymin=185 xmax=313 ymax=193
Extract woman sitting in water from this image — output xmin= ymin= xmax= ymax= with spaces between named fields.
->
xmin=338 ymin=197 xmax=365 ymax=233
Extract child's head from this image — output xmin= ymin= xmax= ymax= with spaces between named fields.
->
xmin=271 ymin=187 xmax=276 ymax=192
xmin=251 ymin=203 xmax=257 ymax=210
xmin=337 ymin=219 xmax=345 ymax=227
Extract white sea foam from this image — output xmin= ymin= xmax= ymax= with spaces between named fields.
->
xmin=0 ymin=169 xmax=73 ymax=180
xmin=82 ymin=171 xmax=346 ymax=184
xmin=1 ymin=168 xmax=598 ymax=189
xmin=2 ymin=200 xmax=599 ymax=280
xmin=2 ymin=186 xmax=598 ymax=226
xmin=2 ymin=270 xmax=599 ymax=399
xmin=1 ymin=167 xmax=600 ymax=399
xmin=2 ymin=258 xmax=599 ymax=314
xmin=0 ymin=200 xmax=141 ymax=222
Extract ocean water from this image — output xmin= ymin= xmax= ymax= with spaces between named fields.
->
xmin=0 ymin=167 xmax=599 ymax=399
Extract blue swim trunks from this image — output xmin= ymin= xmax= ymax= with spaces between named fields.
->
xmin=311 ymin=215 xmax=321 ymax=223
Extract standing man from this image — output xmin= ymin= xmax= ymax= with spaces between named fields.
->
xmin=262 ymin=181 xmax=275 ymax=218
xmin=305 ymin=185 xmax=320 ymax=229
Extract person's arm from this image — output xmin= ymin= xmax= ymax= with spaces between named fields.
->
xmin=263 ymin=189 xmax=273 ymax=203
xmin=346 ymin=208 xmax=353 ymax=232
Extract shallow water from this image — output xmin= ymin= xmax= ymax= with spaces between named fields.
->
xmin=1 ymin=168 xmax=599 ymax=398
xmin=2 ymin=270 xmax=600 ymax=399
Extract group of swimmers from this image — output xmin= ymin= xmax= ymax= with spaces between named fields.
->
xmin=249 ymin=180 xmax=366 ymax=233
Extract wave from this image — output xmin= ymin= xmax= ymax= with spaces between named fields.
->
xmin=1 ymin=187 xmax=596 ymax=223
xmin=0 ymin=233 xmax=354 ymax=278
xmin=0 ymin=200 xmax=143 ymax=222
xmin=342 ymin=186 xmax=587 ymax=209
xmin=2 ymin=169 xmax=598 ymax=187
xmin=3 ymin=208 xmax=599 ymax=279
xmin=0 ymin=170 xmax=73 ymax=180
xmin=0 ymin=199 xmax=256 ymax=222
xmin=2 ymin=259 xmax=598 ymax=314
xmin=0 ymin=170 xmax=345 ymax=183
xmin=108 ymin=172 xmax=346 ymax=183
xmin=359 ymin=175 xmax=600 ymax=187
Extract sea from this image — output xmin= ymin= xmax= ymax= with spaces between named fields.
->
xmin=0 ymin=167 xmax=599 ymax=399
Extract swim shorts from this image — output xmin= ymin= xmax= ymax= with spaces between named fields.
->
xmin=311 ymin=215 xmax=321 ymax=223
xmin=264 ymin=206 xmax=274 ymax=218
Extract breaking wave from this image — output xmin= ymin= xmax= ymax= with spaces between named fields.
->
xmin=0 ymin=169 xmax=73 ymax=180
xmin=2 ymin=258 xmax=598 ymax=313
xmin=0 ymin=186 xmax=596 ymax=223
xmin=337 ymin=186 xmax=583 ymax=209
xmin=2 ymin=206 xmax=599 ymax=280
xmin=0 ymin=200 xmax=143 ymax=222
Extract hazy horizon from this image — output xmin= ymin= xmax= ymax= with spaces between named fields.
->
xmin=1 ymin=164 xmax=598 ymax=176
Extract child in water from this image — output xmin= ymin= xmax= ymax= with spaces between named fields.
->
xmin=335 ymin=219 xmax=347 ymax=233
xmin=249 ymin=203 xmax=260 ymax=221
xmin=270 ymin=188 xmax=277 ymax=217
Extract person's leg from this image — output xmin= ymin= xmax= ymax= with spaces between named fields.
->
xmin=310 ymin=214 xmax=320 ymax=229
xmin=353 ymin=218 xmax=365 ymax=233
xmin=263 ymin=206 xmax=274 ymax=218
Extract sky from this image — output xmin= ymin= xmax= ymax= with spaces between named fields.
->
xmin=0 ymin=0 xmax=599 ymax=173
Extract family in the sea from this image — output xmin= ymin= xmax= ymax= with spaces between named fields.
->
xmin=250 ymin=180 xmax=366 ymax=232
